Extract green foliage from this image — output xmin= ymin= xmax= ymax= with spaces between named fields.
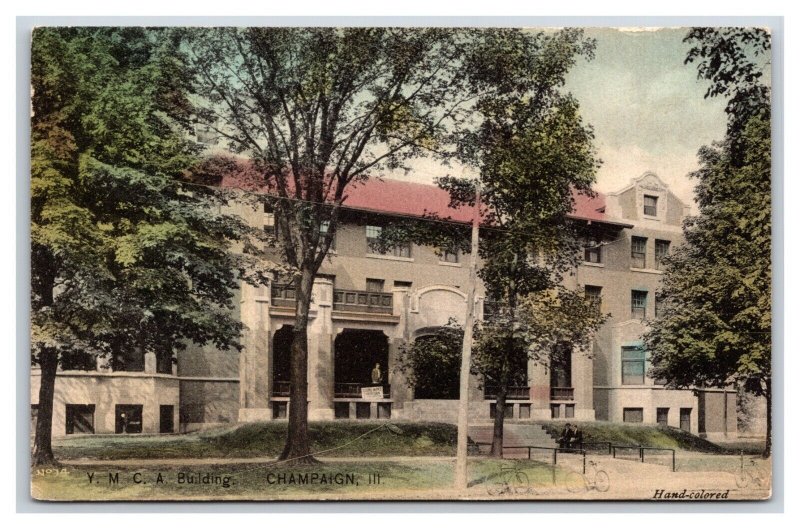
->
xmin=645 ymin=116 xmax=771 ymax=394
xmin=644 ymin=29 xmax=771 ymax=400
xmin=684 ymin=27 xmax=771 ymax=156
xmin=475 ymin=288 xmax=607 ymax=387
xmin=52 ymin=421 xmax=461 ymax=460
xmin=395 ymin=320 xmax=463 ymax=399
xmin=535 ymin=420 xmax=729 ymax=454
xmin=31 ymin=28 xmax=276 ymax=398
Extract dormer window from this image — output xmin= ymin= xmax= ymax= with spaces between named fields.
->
xmin=643 ymin=195 xmax=658 ymax=217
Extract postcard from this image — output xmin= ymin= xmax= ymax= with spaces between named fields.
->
xmin=29 ymin=25 xmax=773 ymax=501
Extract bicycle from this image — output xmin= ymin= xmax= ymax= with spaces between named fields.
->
xmin=564 ymin=460 xmax=610 ymax=493
xmin=486 ymin=461 xmax=535 ymax=496
xmin=735 ymin=458 xmax=768 ymax=489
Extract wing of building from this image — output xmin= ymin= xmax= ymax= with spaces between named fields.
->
xmin=31 ymin=171 xmax=737 ymax=440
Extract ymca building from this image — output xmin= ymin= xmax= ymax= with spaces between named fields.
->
xmin=31 ymin=171 xmax=737 ymax=440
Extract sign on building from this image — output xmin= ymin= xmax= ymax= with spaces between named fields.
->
xmin=360 ymin=386 xmax=384 ymax=401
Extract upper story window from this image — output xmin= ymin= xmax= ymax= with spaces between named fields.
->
xmin=193 ymin=121 xmax=218 ymax=146
xmin=631 ymin=290 xmax=647 ymax=320
xmin=441 ymin=246 xmax=459 ymax=263
xmin=264 ymin=202 xmax=275 ymax=236
xmin=655 ymin=239 xmax=670 ymax=270
xmin=366 ymin=225 xmax=411 ymax=258
xmin=366 ymin=278 xmax=385 ymax=292
xmin=584 ymin=285 xmax=602 ymax=312
xmin=631 ymin=236 xmax=647 ymax=269
xmin=621 ymin=346 xmax=646 ymax=385
xmin=643 ymin=195 xmax=658 ymax=217
xmin=320 ymin=221 xmax=335 ymax=250
xmin=584 ymin=239 xmax=602 ymax=264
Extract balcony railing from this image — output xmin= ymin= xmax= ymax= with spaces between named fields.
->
xmin=334 ymin=383 xmax=391 ymax=399
xmin=550 ymin=387 xmax=574 ymax=401
xmin=484 ymin=386 xmax=530 ymax=400
xmin=333 ymin=289 xmax=393 ymax=314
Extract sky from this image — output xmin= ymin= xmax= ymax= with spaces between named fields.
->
xmin=389 ymin=27 xmax=731 ymax=210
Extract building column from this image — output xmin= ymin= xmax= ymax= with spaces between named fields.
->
xmin=529 ymin=357 xmax=551 ymax=420
xmin=308 ymin=277 xmax=334 ymax=420
xmin=238 ymin=283 xmax=271 ymax=422
xmin=572 ymin=345 xmax=595 ymax=420
xmin=388 ymin=287 xmax=411 ymax=417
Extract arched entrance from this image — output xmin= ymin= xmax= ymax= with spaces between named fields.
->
xmin=333 ymin=329 xmax=390 ymax=419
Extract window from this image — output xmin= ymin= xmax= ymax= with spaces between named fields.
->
xmin=621 ymin=346 xmax=646 ymax=385
xmin=193 ymin=121 xmax=218 ymax=145
xmin=366 ymin=278 xmax=385 ymax=292
xmin=623 ymin=408 xmax=644 ymax=423
xmin=550 ymin=404 xmax=561 ymax=419
xmin=565 ymin=404 xmax=575 ymax=419
xmin=115 ymin=404 xmax=143 ymax=434
xmin=274 ymin=402 xmax=289 ymax=419
xmin=631 ymin=290 xmax=647 ymax=319
xmin=657 ymin=407 xmax=669 ymax=426
xmin=655 ymin=239 xmax=670 ymax=270
xmin=65 ymin=404 xmax=95 ymax=435
xmin=159 ymin=405 xmax=174 ymax=434
xmin=584 ymin=239 xmax=602 ymax=264
xmin=643 ymin=195 xmax=658 ymax=216
xmin=585 ymin=285 xmax=602 ymax=312
xmin=492 ymin=403 xmax=515 ymax=419
xmin=366 ymin=225 xmax=412 ymax=258
xmin=113 ymin=348 xmax=145 ymax=372
xmin=655 ymin=291 xmax=665 ymax=319
xmin=631 ymin=236 xmax=647 ymax=268
xmin=680 ymin=408 xmax=692 ymax=431
xmin=320 ymin=220 xmax=336 ymax=250
xmin=442 ymin=247 xmax=459 ymax=263
xmin=263 ymin=202 xmax=275 ymax=236
xmin=156 ymin=351 xmax=173 ymax=375
xmin=394 ymin=280 xmax=413 ymax=288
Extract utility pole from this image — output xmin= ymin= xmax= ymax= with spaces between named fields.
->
xmin=454 ymin=181 xmax=481 ymax=490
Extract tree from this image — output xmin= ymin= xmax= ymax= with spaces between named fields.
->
xmin=31 ymin=28 xmax=272 ymax=465
xmin=477 ymin=289 xmax=606 ymax=456
xmin=395 ymin=320 xmax=463 ymax=400
xmin=380 ymin=28 xmax=604 ymax=455
xmin=182 ymin=27 xmax=603 ymax=462
xmin=644 ymin=28 xmax=772 ymax=456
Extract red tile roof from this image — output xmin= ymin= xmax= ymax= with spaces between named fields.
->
xmin=210 ymin=159 xmax=620 ymax=226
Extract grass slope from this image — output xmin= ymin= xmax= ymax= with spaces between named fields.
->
xmin=54 ymin=421 xmax=460 ymax=460
xmin=534 ymin=420 xmax=728 ymax=453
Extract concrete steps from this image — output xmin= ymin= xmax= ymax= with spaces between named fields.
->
xmin=469 ymin=423 xmax=556 ymax=458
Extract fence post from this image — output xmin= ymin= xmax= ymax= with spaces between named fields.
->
xmin=583 ymin=451 xmax=586 ymax=475
xmin=528 ymin=447 xmax=531 ymax=460
xmin=612 ymin=446 xmax=616 ymax=459
xmin=672 ymin=450 xmax=675 ymax=472
xmin=639 ymin=447 xmax=644 ymax=463
xmin=553 ymin=449 xmax=557 ymax=466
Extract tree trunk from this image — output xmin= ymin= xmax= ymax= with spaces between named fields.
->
xmin=763 ymin=378 xmax=771 ymax=458
xmin=32 ymin=348 xmax=58 ymax=466
xmin=278 ymin=268 xmax=318 ymax=464
xmin=490 ymin=385 xmax=507 ymax=458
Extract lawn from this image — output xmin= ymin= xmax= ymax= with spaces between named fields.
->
xmin=534 ymin=420 xmax=731 ymax=453
xmin=31 ymin=459 xmax=568 ymax=501
xmin=53 ymin=421 xmax=463 ymax=461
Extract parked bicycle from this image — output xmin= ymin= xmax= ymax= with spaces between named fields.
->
xmin=486 ymin=461 xmax=535 ymax=496
xmin=735 ymin=458 xmax=768 ymax=489
xmin=564 ymin=460 xmax=610 ymax=493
